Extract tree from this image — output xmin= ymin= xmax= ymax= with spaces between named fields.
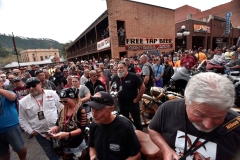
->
xmin=0 ymin=43 xmax=9 ymax=57
xmin=61 ymin=41 xmax=72 ymax=58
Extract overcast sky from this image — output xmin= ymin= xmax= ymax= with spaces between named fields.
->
xmin=0 ymin=0 xmax=231 ymax=44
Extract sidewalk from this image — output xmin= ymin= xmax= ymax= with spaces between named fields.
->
xmin=10 ymin=132 xmax=47 ymax=160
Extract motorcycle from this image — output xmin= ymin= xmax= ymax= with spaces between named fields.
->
xmin=141 ymin=86 xmax=183 ymax=125
xmin=170 ymin=66 xmax=240 ymax=112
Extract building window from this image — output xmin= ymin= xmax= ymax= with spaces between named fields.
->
xmin=117 ymin=20 xmax=125 ymax=45
xmin=45 ymin=56 xmax=48 ymax=59
xmin=32 ymin=54 xmax=35 ymax=56
xmin=40 ymin=56 xmax=43 ymax=61
xmin=33 ymin=57 xmax=36 ymax=61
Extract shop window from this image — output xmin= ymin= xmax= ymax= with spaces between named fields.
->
xmin=117 ymin=20 xmax=125 ymax=45
xmin=119 ymin=52 xmax=127 ymax=59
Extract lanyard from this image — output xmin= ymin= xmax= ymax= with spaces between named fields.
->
xmin=179 ymin=110 xmax=215 ymax=160
xmin=120 ymin=72 xmax=128 ymax=84
xmin=33 ymin=94 xmax=43 ymax=110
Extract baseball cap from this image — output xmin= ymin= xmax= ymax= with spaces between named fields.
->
xmin=30 ymin=64 xmax=35 ymax=66
xmin=13 ymin=77 xmax=21 ymax=82
xmin=25 ymin=77 xmax=40 ymax=86
xmin=85 ymin=91 xmax=114 ymax=109
xmin=59 ymin=88 xmax=79 ymax=99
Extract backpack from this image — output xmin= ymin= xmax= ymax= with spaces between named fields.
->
xmin=143 ymin=63 xmax=155 ymax=89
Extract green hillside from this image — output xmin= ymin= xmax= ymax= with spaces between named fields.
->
xmin=0 ymin=33 xmax=63 ymax=51
xmin=0 ymin=33 xmax=66 ymax=67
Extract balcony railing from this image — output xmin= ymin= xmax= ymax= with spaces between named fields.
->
xmin=67 ymin=42 xmax=97 ymax=58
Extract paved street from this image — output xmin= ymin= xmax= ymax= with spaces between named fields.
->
xmin=10 ymin=132 xmax=47 ymax=160
xmin=9 ymin=104 xmax=149 ymax=160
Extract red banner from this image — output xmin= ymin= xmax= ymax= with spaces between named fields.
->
xmin=125 ymin=44 xmax=173 ymax=51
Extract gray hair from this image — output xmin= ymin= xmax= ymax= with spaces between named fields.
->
xmin=185 ymin=72 xmax=235 ymax=109
xmin=84 ymin=69 xmax=90 ymax=74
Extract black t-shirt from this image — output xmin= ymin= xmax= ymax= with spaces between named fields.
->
xmin=149 ymin=99 xmax=240 ymax=160
xmin=29 ymin=69 xmax=36 ymax=77
xmin=88 ymin=115 xmax=141 ymax=160
xmin=61 ymin=76 xmax=67 ymax=86
xmin=128 ymin=65 xmax=136 ymax=73
xmin=111 ymin=72 xmax=142 ymax=105
xmin=85 ymin=80 xmax=105 ymax=95
xmin=56 ymin=106 xmax=86 ymax=148
xmin=163 ymin=64 xmax=173 ymax=79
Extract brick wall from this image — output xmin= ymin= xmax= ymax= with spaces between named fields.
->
xmin=175 ymin=5 xmax=201 ymax=22
xmin=106 ymin=0 xmax=175 ymax=58
xmin=176 ymin=0 xmax=240 ymax=28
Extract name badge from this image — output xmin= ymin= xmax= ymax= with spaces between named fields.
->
xmin=38 ymin=111 xmax=45 ymax=120
xmin=119 ymin=85 xmax=122 ymax=91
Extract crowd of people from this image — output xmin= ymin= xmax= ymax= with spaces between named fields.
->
xmin=0 ymin=45 xmax=240 ymax=160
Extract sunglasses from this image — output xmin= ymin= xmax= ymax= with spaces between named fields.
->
xmin=59 ymin=100 xmax=68 ymax=103
xmin=90 ymin=96 xmax=112 ymax=105
xmin=26 ymin=84 xmax=37 ymax=89
xmin=118 ymin=61 xmax=126 ymax=65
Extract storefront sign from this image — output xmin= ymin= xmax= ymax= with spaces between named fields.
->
xmin=97 ymin=37 xmax=110 ymax=51
xmin=194 ymin=24 xmax=210 ymax=33
xmin=225 ymin=12 xmax=232 ymax=36
xmin=216 ymin=38 xmax=223 ymax=43
xmin=125 ymin=38 xmax=173 ymax=50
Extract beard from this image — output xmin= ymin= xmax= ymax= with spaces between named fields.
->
xmin=118 ymin=70 xmax=126 ymax=78
xmin=29 ymin=90 xmax=40 ymax=96
xmin=192 ymin=122 xmax=217 ymax=133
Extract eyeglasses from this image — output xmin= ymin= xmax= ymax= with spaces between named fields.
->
xmin=59 ymin=100 xmax=68 ymax=103
xmin=90 ymin=96 xmax=112 ymax=105
xmin=26 ymin=84 xmax=37 ymax=89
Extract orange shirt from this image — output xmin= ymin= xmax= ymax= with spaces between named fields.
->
xmin=168 ymin=61 xmax=173 ymax=66
xmin=195 ymin=52 xmax=207 ymax=62
xmin=174 ymin=60 xmax=181 ymax=67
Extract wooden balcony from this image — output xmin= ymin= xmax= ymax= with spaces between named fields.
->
xmin=67 ymin=42 xmax=97 ymax=58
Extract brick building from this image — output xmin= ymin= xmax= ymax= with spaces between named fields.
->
xmin=66 ymin=0 xmax=175 ymax=62
xmin=175 ymin=0 xmax=240 ymax=50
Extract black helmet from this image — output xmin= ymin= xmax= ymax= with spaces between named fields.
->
xmin=94 ymin=85 xmax=105 ymax=94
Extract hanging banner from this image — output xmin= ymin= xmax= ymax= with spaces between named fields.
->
xmin=125 ymin=38 xmax=173 ymax=50
xmin=225 ymin=12 xmax=232 ymax=36
xmin=97 ymin=37 xmax=111 ymax=51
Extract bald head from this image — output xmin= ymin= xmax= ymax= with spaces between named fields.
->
xmin=140 ymin=54 xmax=148 ymax=65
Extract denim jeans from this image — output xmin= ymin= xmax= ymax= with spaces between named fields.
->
xmin=35 ymin=134 xmax=59 ymax=160
xmin=119 ymin=102 xmax=143 ymax=131
xmin=0 ymin=124 xmax=24 ymax=156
